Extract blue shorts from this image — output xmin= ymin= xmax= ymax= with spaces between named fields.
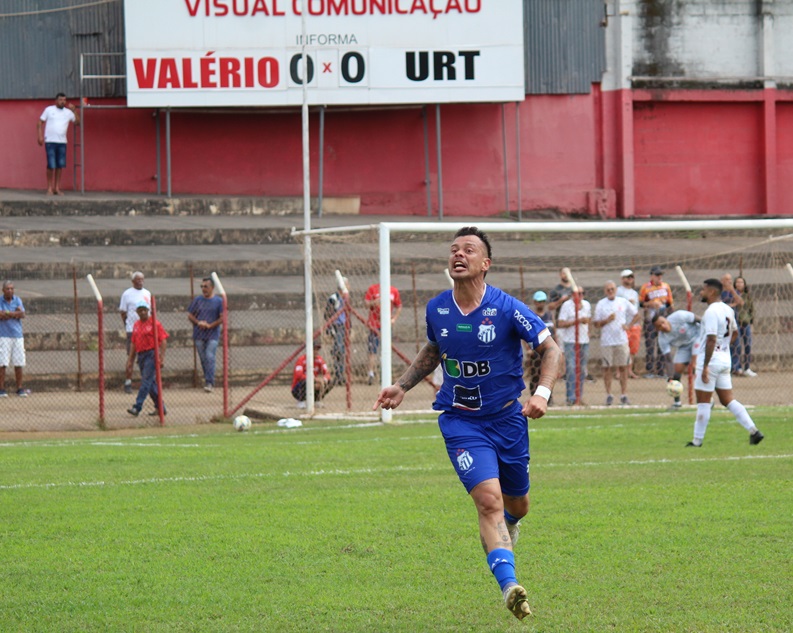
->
xmin=367 ymin=331 xmax=380 ymax=354
xmin=45 ymin=143 xmax=68 ymax=169
xmin=438 ymin=402 xmax=530 ymax=497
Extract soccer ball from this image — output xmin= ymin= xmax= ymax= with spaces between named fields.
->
xmin=666 ymin=380 xmax=683 ymax=398
xmin=233 ymin=415 xmax=252 ymax=432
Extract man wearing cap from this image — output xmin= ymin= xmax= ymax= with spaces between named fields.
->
xmin=291 ymin=340 xmax=333 ymax=408
xmin=639 ymin=266 xmax=674 ymax=378
xmin=616 ymin=270 xmax=641 ymax=379
xmin=119 ymin=272 xmax=151 ymax=393
xmin=127 ymin=302 xmax=169 ymax=417
xmin=526 ymin=291 xmax=555 ymax=399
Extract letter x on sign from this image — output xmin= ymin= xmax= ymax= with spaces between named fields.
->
xmin=323 ymin=62 xmax=332 ymax=74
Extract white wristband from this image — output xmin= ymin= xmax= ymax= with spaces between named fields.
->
xmin=534 ymin=386 xmax=551 ymax=402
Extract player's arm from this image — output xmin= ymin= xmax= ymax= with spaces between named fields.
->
xmin=524 ymin=334 xmax=562 ymax=420
xmin=373 ymin=341 xmax=440 ymax=410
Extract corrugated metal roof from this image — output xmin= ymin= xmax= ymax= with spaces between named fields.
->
xmin=0 ymin=0 xmax=124 ymax=99
xmin=524 ymin=0 xmax=606 ymax=95
xmin=0 ymin=0 xmax=606 ymax=99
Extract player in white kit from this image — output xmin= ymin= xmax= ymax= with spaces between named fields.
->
xmin=687 ymin=279 xmax=764 ymax=447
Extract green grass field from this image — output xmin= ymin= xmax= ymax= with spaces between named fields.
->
xmin=1 ymin=407 xmax=790 ymax=632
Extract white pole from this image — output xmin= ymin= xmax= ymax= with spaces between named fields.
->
xmin=379 ymin=225 xmax=393 ymax=423
xmin=300 ymin=2 xmax=314 ymax=413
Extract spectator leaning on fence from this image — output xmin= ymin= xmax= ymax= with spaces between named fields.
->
xmin=187 ymin=277 xmax=224 ymax=393
xmin=731 ymin=276 xmax=757 ymax=377
xmin=119 ymin=271 xmax=151 ymax=394
xmin=616 ymin=269 xmax=642 ymax=379
xmin=639 ymin=265 xmax=674 ymax=377
xmin=0 ymin=281 xmax=30 ymax=397
xmin=127 ymin=302 xmax=168 ymax=417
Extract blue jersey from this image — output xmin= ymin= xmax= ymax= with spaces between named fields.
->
xmin=426 ymin=285 xmax=549 ymax=418
xmin=0 ymin=295 xmax=24 ymax=338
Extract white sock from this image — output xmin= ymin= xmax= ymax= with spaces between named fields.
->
xmin=694 ymin=403 xmax=711 ymax=442
xmin=727 ymin=400 xmax=757 ymax=433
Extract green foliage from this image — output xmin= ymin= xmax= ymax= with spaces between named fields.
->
xmin=0 ymin=408 xmax=791 ymax=632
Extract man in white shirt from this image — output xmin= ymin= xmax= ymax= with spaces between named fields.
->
xmin=593 ymin=281 xmax=640 ymax=406
xmin=37 ymin=93 xmax=80 ymax=196
xmin=687 ymin=279 xmax=763 ymax=447
xmin=119 ymin=272 xmax=151 ymax=394
xmin=557 ymin=288 xmax=591 ymax=405
xmin=616 ymin=269 xmax=642 ymax=378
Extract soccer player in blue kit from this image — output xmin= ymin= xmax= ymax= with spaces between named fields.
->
xmin=374 ymin=227 xmax=562 ymax=620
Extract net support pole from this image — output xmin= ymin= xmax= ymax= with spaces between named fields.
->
xmin=86 ymin=274 xmax=104 ymax=426
xmin=211 ymin=272 xmax=230 ymax=417
xmin=379 ymin=224 xmax=393 ymax=423
xmin=301 ymin=4 xmax=315 ymax=414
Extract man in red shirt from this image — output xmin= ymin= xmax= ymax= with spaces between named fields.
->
xmin=127 ymin=302 xmax=169 ymax=416
xmin=291 ymin=341 xmax=333 ymax=408
xmin=364 ymin=283 xmax=402 ymax=385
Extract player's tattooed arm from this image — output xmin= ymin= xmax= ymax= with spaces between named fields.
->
xmin=396 ymin=342 xmax=440 ymax=392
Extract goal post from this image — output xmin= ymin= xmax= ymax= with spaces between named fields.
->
xmin=297 ymin=218 xmax=793 ymax=418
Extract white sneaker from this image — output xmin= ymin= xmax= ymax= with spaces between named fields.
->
xmin=504 ymin=584 xmax=532 ymax=620
xmin=296 ymin=400 xmax=307 ymax=409
xmin=507 ymin=521 xmax=521 ymax=547
xmin=204 ymin=384 xmax=213 ymax=393
xmin=744 ymin=368 xmax=758 ymax=377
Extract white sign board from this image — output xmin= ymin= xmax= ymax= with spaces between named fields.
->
xmin=124 ymin=0 xmax=524 ymax=107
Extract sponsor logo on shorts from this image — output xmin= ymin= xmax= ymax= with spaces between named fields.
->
xmin=456 ymin=448 xmax=474 ymax=472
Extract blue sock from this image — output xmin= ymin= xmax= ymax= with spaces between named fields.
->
xmin=486 ymin=548 xmax=518 ymax=592
xmin=504 ymin=509 xmax=520 ymax=525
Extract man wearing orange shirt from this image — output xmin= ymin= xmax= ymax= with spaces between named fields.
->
xmin=638 ymin=265 xmax=674 ymax=377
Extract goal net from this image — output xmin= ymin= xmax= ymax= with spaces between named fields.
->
xmin=294 ymin=219 xmax=793 ymax=418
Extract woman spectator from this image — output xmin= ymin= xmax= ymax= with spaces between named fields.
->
xmin=732 ymin=276 xmax=757 ymax=377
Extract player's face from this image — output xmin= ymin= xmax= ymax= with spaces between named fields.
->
xmin=449 ymin=236 xmax=490 ymax=280
xmin=654 ymin=316 xmax=670 ymax=332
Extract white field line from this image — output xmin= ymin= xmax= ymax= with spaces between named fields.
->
xmin=0 ymin=453 xmax=790 ymax=492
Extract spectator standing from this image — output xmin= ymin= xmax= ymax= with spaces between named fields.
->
xmin=547 ymin=267 xmax=573 ymax=317
xmin=119 ymin=272 xmax=151 ymax=393
xmin=187 ymin=277 xmax=224 ymax=392
xmin=731 ymin=276 xmax=757 ymax=377
xmin=593 ymin=281 xmax=639 ymax=406
xmin=653 ymin=310 xmax=701 ymax=408
xmin=126 ymin=303 xmax=168 ymax=417
xmin=527 ymin=291 xmax=555 ymax=399
xmin=0 ymin=281 xmax=29 ymax=397
xmin=557 ymin=288 xmax=591 ymax=405
xmin=638 ymin=266 xmax=674 ymax=377
xmin=364 ymin=282 xmax=402 ymax=385
xmin=37 ymin=93 xmax=79 ymax=196
xmin=324 ymin=277 xmax=351 ymax=384
xmin=292 ymin=341 xmax=333 ymax=408
xmin=616 ymin=269 xmax=642 ymax=379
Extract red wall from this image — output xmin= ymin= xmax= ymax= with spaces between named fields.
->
xmin=633 ymin=101 xmax=764 ymax=216
xmin=4 ymin=90 xmax=791 ymax=217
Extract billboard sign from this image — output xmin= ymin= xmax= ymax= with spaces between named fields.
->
xmin=124 ymin=0 xmax=525 ymax=107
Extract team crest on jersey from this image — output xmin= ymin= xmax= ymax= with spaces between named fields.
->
xmin=437 ymin=307 xmax=449 ymax=315
xmin=478 ymin=318 xmax=496 ymax=343
xmin=482 ymin=308 xmax=497 ymax=316
xmin=456 ymin=448 xmax=474 ymax=472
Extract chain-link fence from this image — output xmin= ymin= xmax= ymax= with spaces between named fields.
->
xmin=2 ymin=224 xmax=793 ymax=432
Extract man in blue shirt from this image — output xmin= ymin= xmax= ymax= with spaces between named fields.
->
xmin=374 ymin=227 xmax=562 ymax=621
xmin=0 ymin=281 xmax=29 ymax=397
xmin=187 ymin=278 xmax=224 ymax=392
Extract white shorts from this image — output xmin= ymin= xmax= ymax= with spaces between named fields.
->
xmin=694 ymin=357 xmax=731 ymax=392
xmin=0 ymin=337 xmax=26 ymax=367
xmin=673 ymin=345 xmax=693 ymax=365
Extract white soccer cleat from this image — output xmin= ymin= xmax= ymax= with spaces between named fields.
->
xmin=504 ymin=584 xmax=532 ymax=620
xmin=507 ymin=520 xmax=521 ymax=548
